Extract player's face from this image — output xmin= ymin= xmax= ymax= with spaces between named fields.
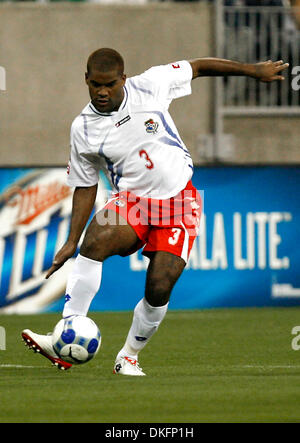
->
xmin=85 ymin=69 xmax=126 ymax=113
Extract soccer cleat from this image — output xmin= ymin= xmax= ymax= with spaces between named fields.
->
xmin=113 ymin=356 xmax=146 ymax=376
xmin=21 ymin=329 xmax=72 ymax=371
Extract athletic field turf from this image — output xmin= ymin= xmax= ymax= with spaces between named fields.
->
xmin=0 ymin=307 xmax=300 ymax=423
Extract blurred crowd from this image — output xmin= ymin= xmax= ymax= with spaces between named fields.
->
xmin=148 ymin=1 xmax=300 ymax=33
xmin=3 ymin=0 xmax=300 ymax=21
xmin=163 ymin=0 xmax=297 ymax=6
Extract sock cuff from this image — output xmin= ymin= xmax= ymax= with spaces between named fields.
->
xmin=143 ymin=297 xmax=169 ymax=312
xmin=77 ymin=253 xmax=103 ymax=266
xmin=138 ymin=297 xmax=169 ymax=324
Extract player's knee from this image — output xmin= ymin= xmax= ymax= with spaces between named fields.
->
xmin=80 ymin=236 xmax=103 ymax=261
xmin=80 ymin=220 xmax=115 ymax=261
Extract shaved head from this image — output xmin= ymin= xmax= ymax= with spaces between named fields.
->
xmin=87 ymin=48 xmax=124 ymax=76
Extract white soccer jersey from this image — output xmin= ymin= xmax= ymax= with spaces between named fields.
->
xmin=67 ymin=60 xmax=194 ymax=199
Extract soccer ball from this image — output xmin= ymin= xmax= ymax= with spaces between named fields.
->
xmin=52 ymin=316 xmax=101 ymax=365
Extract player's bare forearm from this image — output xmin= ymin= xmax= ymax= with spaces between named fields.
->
xmin=67 ymin=185 xmax=98 ymax=246
xmin=45 ymin=184 xmax=98 ymax=278
xmin=189 ymin=58 xmax=289 ymax=82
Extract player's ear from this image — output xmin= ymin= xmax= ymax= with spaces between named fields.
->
xmin=85 ymin=72 xmax=89 ymax=84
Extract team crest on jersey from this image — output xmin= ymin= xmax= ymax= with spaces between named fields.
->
xmin=144 ymin=118 xmax=159 ymax=134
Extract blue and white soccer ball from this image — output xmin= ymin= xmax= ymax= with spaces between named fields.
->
xmin=52 ymin=316 xmax=101 ymax=365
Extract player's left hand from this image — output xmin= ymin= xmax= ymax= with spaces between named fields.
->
xmin=45 ymin=241 xmax=77 ymax=279
xmin=253 ymin=60 xmax=289 ymax=82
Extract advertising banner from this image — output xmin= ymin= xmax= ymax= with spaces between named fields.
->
xmin=0 ymin=167 xmax=299 ymax=313
xmin=0 ymin=168 xmax=108 ymax=314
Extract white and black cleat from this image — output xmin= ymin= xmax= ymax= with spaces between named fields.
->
xmin=113 ymin=356 xmax=146 ymax=376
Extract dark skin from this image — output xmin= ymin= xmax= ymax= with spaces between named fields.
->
xmin=85 ymin=69 xmax=126 ymax=113
xmin=189 ymin=58 xmax=288 ymax=81
xmin=46 ymin=57 xmax=288 ymax=307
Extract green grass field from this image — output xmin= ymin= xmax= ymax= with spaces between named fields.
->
xmin=1 ymin=307 xmax=300 ymax=423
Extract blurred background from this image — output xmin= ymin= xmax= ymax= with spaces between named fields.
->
xmin=0 ymin=0 xmax=299 ymax=314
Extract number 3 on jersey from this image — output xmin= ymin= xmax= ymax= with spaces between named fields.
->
xmin=139 ymin=149 xmax=154 ymax=169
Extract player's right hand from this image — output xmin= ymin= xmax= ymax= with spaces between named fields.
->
xmin=45 ymin=242 xmax=77 ymax=279
xmin=253 ymin=60 xmax=289 ymax=82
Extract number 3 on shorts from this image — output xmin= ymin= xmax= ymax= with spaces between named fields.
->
xmin=168 ymin=228 xmax=181 ymax=245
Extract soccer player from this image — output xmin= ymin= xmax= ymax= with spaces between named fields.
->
xmin=22 ymin=49 xmax=288 ymax=375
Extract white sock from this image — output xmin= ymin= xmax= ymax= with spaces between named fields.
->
xmin=62 ymin=254 xmax=102 ymax=318
xmin=117 ymin=297 xmax=169 ymax=360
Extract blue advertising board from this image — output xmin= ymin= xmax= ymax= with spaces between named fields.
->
xmin=0 ymin=166 xmax=299 ymax=313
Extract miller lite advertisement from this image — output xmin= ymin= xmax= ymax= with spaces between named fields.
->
xmin=0 ymin=166 xmax=299 ymax=314
xmin=0 ymin=168 xmax=107 ymax=314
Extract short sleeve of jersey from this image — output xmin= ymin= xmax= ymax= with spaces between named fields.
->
xmin=137 ymin=60 xmax=193 ymax=106
xmin=66 ymin=119 xmax=101 ymax=188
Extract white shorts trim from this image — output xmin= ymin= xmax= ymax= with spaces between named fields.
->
xmin=180 ymin=222 xmax=189 ymax=264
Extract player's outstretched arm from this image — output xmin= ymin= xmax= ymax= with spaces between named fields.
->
xmin=45 ymin=184 xmax=98 ymax=279
xmin=189 ymin=58 xmax=289 ymax=82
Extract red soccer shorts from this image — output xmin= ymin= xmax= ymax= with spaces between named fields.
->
xmin=99 ymin=181 xmax=202 ymax=263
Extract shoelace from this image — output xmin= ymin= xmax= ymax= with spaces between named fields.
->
xmin=124 ymin=357 xmax=143 ymax=371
